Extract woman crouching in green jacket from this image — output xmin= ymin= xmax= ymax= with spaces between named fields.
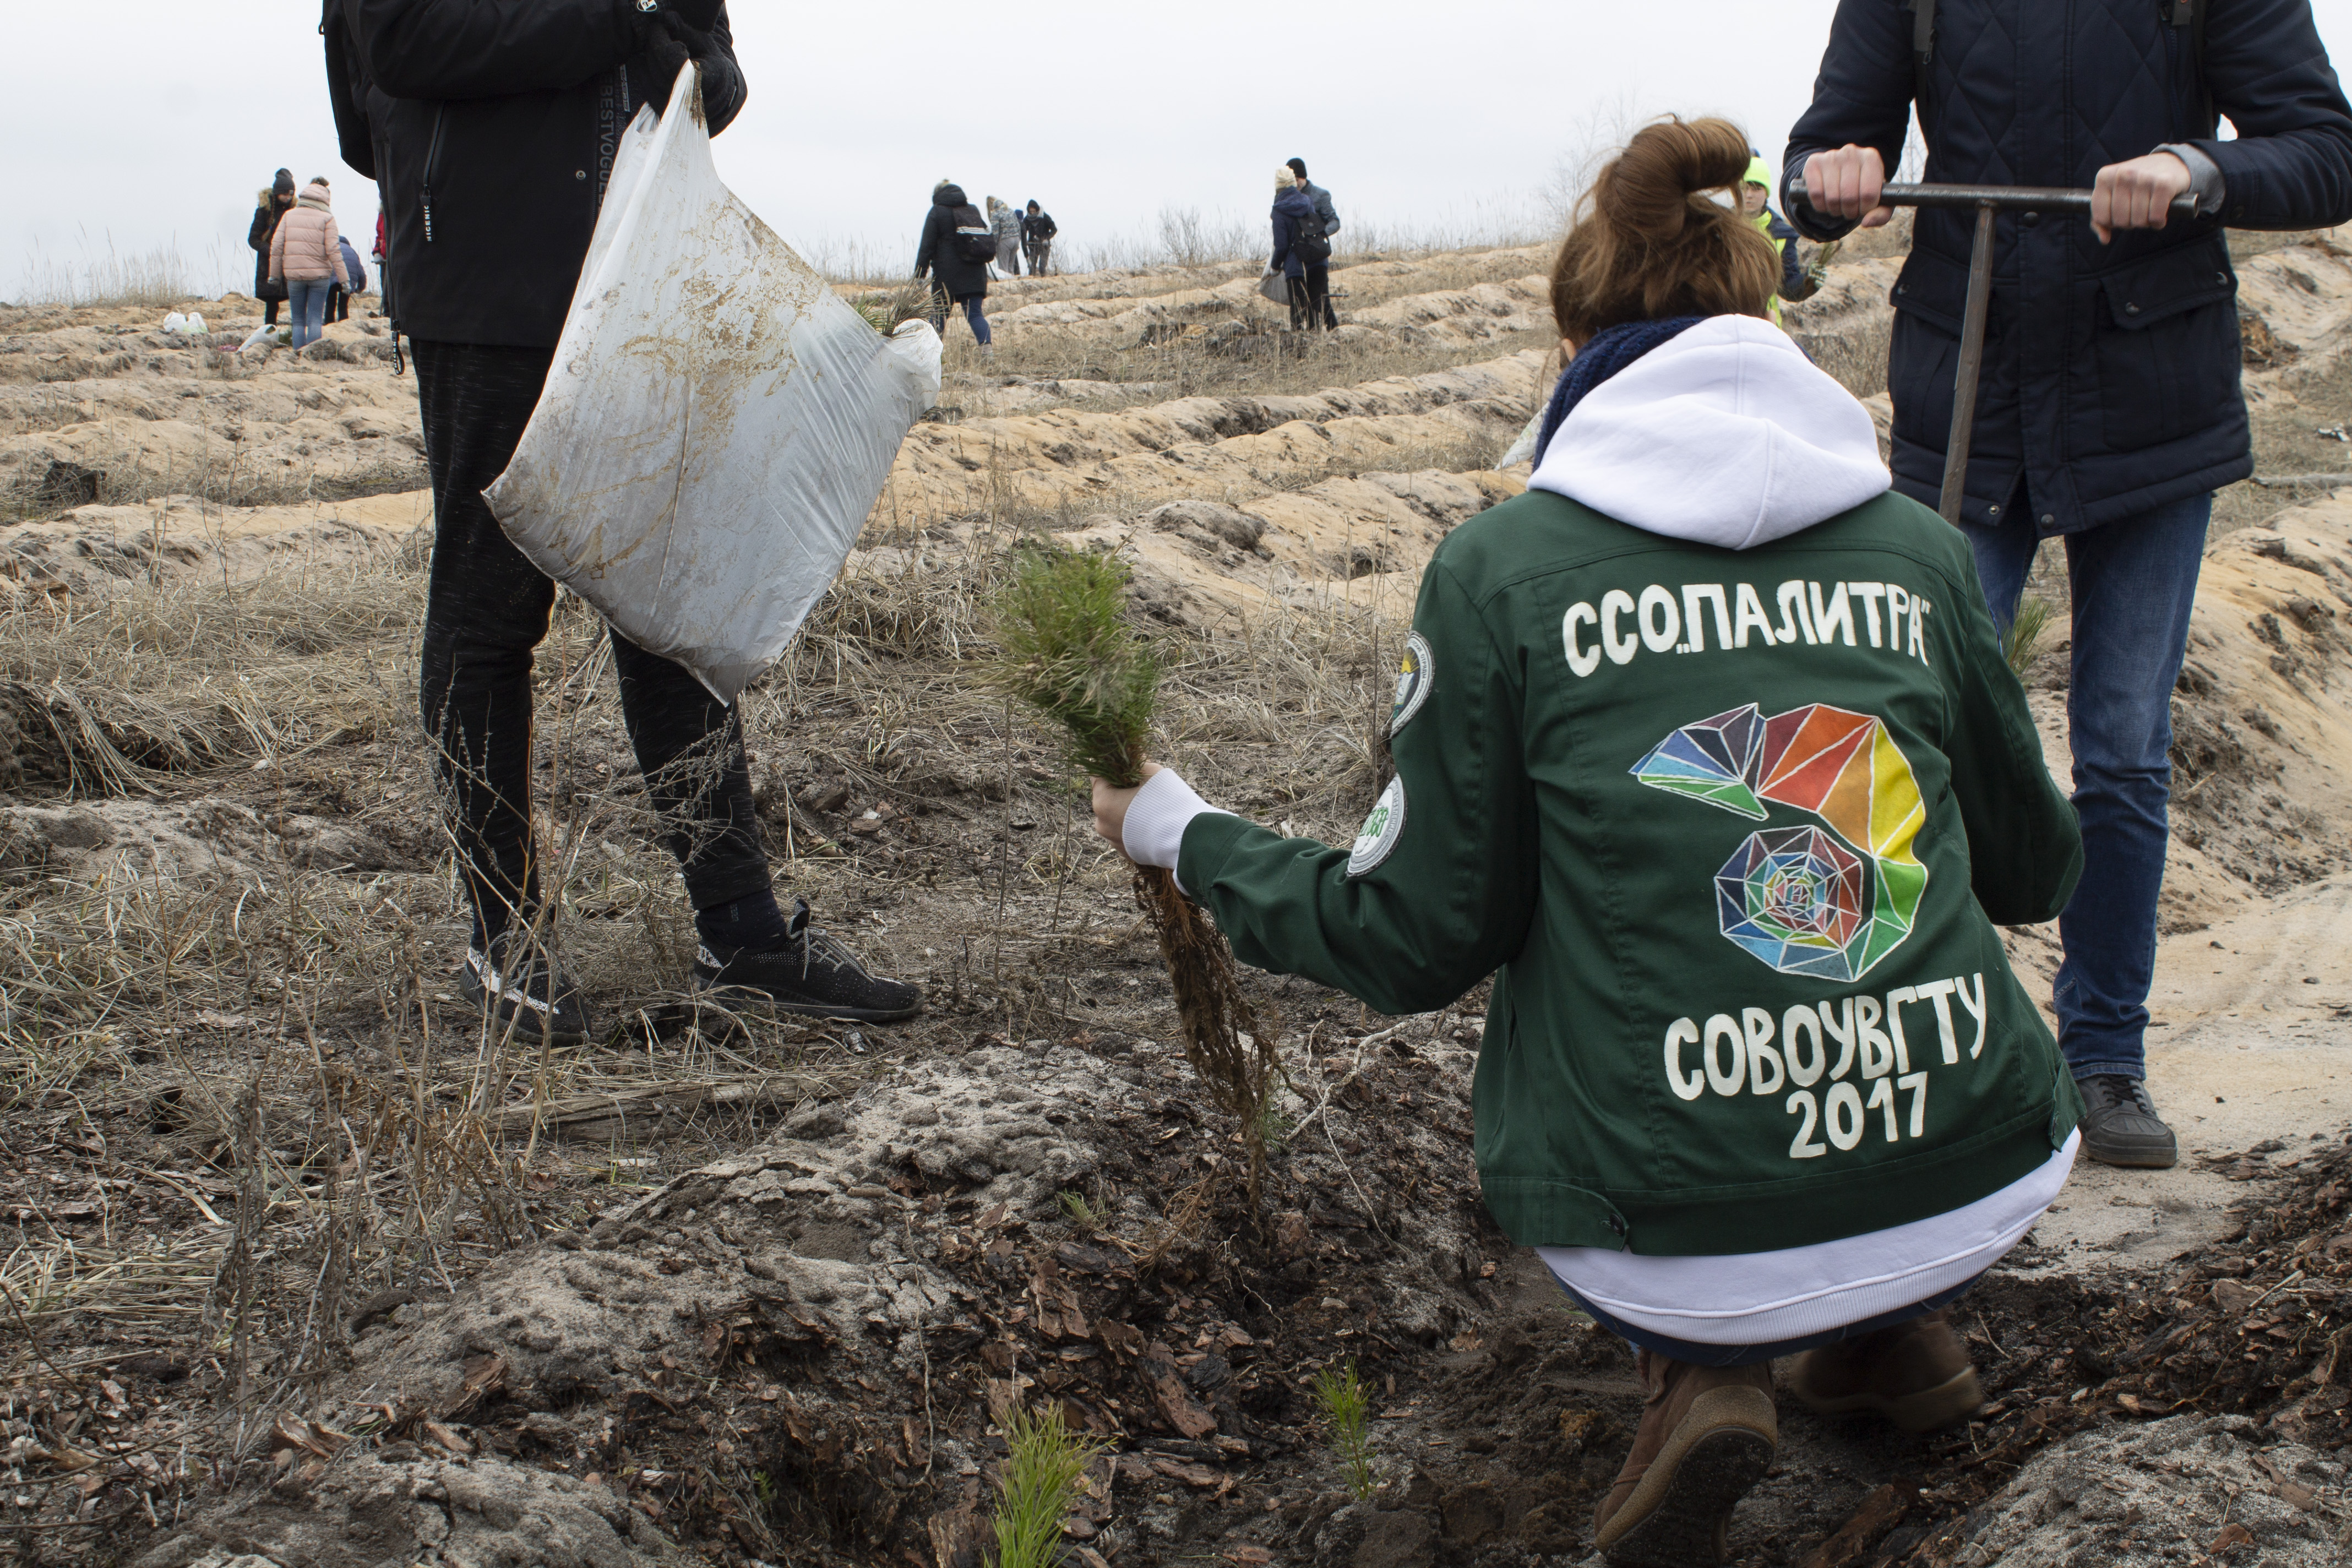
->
xmin=1092 ymin=116 xmax=2084 ymax=1567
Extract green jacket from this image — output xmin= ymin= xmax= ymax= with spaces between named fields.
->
xmin=1178 ymin=487 xmax=2084 ymax=1256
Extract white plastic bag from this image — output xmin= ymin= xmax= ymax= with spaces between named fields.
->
xmin=1258 ymin=267 xmax=1290 ymax=305
xmin=162 ymin=312 xmax=188 ymax=335
xmin=484 ymin=64 xmax=941 ymax=703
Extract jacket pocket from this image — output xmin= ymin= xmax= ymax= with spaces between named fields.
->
xmin=2093 ymin=237 xmax=2241 ymax=453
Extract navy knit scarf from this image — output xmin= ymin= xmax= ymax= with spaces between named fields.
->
xmin=1533 ymin=315 xmax=1706 ymax=466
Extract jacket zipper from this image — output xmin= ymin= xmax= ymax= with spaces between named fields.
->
xmin=419 ymin=104 xmax=447 ymax=244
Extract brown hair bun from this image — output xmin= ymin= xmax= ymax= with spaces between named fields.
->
xmin=1550 ymin=116 xmax=1780 ymax=346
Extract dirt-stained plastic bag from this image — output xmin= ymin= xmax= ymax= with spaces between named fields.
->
xmin=485 ymin=64 xmax=940 ymax=703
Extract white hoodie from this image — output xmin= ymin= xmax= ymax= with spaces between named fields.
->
xmin=1527 ymin=314 xmax=1888 ymax=548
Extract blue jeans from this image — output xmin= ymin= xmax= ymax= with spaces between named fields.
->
xmin=929 ymin=287 xmax=990 ymax=347
xmin=1552 ymin=1275 xmax=1980 ymax=1367
xmin=1961 ymin=491 xmax=2210 ymax=1082
xmin=287 ymin=277 xmax=332 ymax=349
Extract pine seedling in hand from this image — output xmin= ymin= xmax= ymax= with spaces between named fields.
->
xmin=992 ymin=545 xmax=1279 ymax=1205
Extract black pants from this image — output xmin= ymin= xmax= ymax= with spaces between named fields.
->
xmin=328 ymin=286 xmax=350 ymax=323
xmin=1288 ymin=264 xmax=1331 ymax=331
xmin=411 ymin=340 xmax=771 ymax=944
xmin=263 ymin=295 xmax=281 ymax=326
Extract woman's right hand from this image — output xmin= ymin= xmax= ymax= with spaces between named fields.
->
xmin=1090 ymin=760 xmax=1164 ymax=858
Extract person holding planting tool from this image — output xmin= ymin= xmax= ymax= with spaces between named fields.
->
xmin=1095 ymin=115 xmax=2089 ymax=1567
xmin=1783 ymin=0 xmax=2352 ymax=1170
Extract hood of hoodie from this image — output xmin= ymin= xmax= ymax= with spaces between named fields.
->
xmin=1527 ymin=315 xmax=1888 ymax=551
xmin=934 ymin=183 xmax=968 ymax=209
xmin=296 ymin=182 xmax=334 ymax=212
xmin=1272 ymin=186 xmax=1315 ymax=219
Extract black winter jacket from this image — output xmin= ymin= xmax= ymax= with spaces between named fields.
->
xmin=247 ymin=193 xmax=294 ymax=298
xmin=1783 ymin=0 xmax=2352 ymax=533
xmin=322 ymin=0 xmax=746 ymax=349
xmin=1271 ymin=187 xmax=1319 ymax=279
xmin=915 ymin=185 xmax=989 ymax=300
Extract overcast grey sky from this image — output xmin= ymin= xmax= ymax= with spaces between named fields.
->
xmin=9 ymin=1 xmax=2352 ymax=300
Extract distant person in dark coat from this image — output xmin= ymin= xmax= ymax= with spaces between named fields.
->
xmin=248 ymin=169 xmax=296 ymax=326
xmin=915 ymin=179 xmax=993 ymax=354
xmin=1271 ymin=167 xmax=1326 ymax=331
xmin=1784 ymin=0 xmax=2352 ymax=1172
xmin=1286 ymin=156 xmax=1340 ymax=328
xmin=329 ymin=235 xmax=368 ymax=322
xmin=1021 ymin=200 xmax=1056 ymax=276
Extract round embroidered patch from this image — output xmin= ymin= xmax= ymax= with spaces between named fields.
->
xmin=1390 ymin=631 xmax=1433 ymax=736
xmin=1347 ymin=775 xmax=1407 ymax=876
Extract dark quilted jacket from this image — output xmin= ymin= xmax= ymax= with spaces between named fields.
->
xmin=1782 ymin=0 xmax=2352 ymax=533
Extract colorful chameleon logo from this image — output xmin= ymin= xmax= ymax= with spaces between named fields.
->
xmin=1629 ymin=703 xmax=1928 ymax=981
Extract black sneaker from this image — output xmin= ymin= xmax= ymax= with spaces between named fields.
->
xmin=2077 ymin=1074 xmax=2178 ymax=1169
xmin=693 ymin=900 xmax=922 ymax=1022
xmin=460 ymin=931 xmax=592 ymax=1044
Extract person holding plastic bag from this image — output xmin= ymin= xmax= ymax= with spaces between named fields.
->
xmin=324 ymin=0 xmax=921 ymax=1040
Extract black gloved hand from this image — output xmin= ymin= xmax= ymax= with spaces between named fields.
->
xmin=635 ymin=8 xmax=717 ymax=93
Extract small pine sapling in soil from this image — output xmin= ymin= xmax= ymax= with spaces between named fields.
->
xmin=992 ymin=545 xmax=1279 ymax=1202
xmin=989 ymin=1399 xmax=1108 ymax=1568
xmin=1311 ymin=1359 xmax=1377 ymax=1501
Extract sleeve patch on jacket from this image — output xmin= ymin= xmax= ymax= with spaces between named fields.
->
xmin=1347 ymin=775 xmax=1407 ymax=876
xmin=1389 ymin=632 xmax=1434 ymax=735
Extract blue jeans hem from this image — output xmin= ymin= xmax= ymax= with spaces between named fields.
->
xmin=2068 ymin=1061 xmax=2146 ymax=1082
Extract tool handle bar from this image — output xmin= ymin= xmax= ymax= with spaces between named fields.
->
xmin=1794 ymin=179 xmax=2200 ymax=215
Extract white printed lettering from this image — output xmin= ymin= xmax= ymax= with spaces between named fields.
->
xmin=1850 ymin=581 xmax=1887 ymax=647
xmin=1898 ymin=1071 xmax=1930 ymax=1137
xmin=1776 ymin=580 xmax=1817 ymax=645
xmin=1908 ymin=596 xmax=1932 ymax=666
xmin=1663 ymin=1017 xmax=1705 ymax=1101
xmin=1866 ymin=1075 xmax=1899 ymax=1141
xmin=1885 ymin=984 xmax=1918 ymax=1073
xmin=1955 ymin=972 xmax=1988 ymax=1058
xmin=1744 ymin=1008 xmax=1785 ymax=1095
xmin=1782 ymin=1004 xmax=1825 ymax=1086
xmin=1601 ymin=590 xmax=1638 ymax=666
xmin=1856 ymin=994 xmax=1894 ymax=1079
xmin=1638 ymin=585 xmax=1681 ymax=654
xmin=1733 ymin=582 xmax=1777 ymax=647
xmin=1703 ymin=1014 xmax=1745 ymax=1097
xmin=1885 ymin=583 xmax=1911 ymax=643
xmin=1915 ymin=978 xmax=1960 ymax=1063
xmin=1818 ymin=997 xmax=1857 ymax=1080
xmin=1682 ymin=584 xmax=1733 ymax=652
xmin=1810 ymin=581 xmax=1856 ymax=646
xmin=1786 ymin=1090 xmax=1827 ymax=1158
xmin=1824 ymin=1081 xmax=1865 ymax=1150
xmin=1564 ymin=603 xmax=1600 ymax=677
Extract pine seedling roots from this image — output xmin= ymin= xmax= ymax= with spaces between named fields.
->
xmin=992 ymin=546 xmax=1281 ymax=1207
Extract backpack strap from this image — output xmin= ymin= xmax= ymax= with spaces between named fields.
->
xmin=1906 ymin=0 xmax=1935 ymax=113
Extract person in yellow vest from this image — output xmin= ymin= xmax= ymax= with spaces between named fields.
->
xmin=1744 ymin=152 xmax=1820 ymax=320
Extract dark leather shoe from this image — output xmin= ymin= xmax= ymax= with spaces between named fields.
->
xmin=1789 ymin=1308 xmax=1983 ymax=1433
xmin=2077 ymin=1074 xmax=2178 ymax=1168
xmin=1593 ymin=1351 xmax=1776 ymax=1565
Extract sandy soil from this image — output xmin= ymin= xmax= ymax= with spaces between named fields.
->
xmin=1 ymin=235 xmax=2350 ymax=1568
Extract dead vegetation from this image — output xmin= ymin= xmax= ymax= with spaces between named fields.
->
xmin=0 ymin=231 xmax=2350 ymax=1568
